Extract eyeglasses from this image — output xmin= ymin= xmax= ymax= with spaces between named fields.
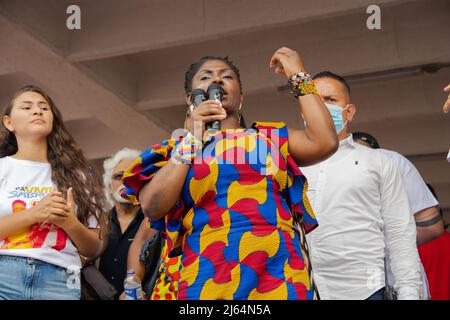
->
xmin=112 ymin=172 xmax=124 ymax=181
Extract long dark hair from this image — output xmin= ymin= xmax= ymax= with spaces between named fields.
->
xmin=0 ymin=85 xmax=107 ymax=229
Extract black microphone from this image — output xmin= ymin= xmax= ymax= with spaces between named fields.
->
xmin=206 ymin=83 xmax=224 ymax=131
xmin=188 ymin=89 xmax=207 ymax=139
xmin=191 ymin=88 xmax=207 ymax=107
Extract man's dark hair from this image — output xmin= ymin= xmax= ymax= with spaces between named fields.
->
xmin=352 ymin=132 xmax=380 ymax=149
xmin=184 ymin=56 xmax=242 ymax=94
xmin=313 ymin=71 xmax=351 ymax=96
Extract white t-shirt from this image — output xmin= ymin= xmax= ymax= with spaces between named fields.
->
xmin=378 ymin=148 xmax=439 ymax=300
xmin=0 ymin=156 xmax=97 ymax=270
xmin=378 ymin=149 xmax=438 ymax=214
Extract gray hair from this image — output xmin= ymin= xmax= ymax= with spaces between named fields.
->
xmin=103 ymin=147 xmax=141 ymax=208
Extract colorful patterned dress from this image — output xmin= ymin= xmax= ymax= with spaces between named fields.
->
xmin=123 ymin=122 xmax=318 ymax=300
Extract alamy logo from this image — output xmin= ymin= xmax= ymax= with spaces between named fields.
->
xmin=170 ymin=123 xmax=282 ymax=174
xmin=66 ymin=265 xmax=81 ymax=290
xmin=366 ymin=267 xmax=382 ymax=290
xmin=366 ymin=5 xmax=381 ymax=30
xmin=66 ymin=5 xmax=81 ymax=30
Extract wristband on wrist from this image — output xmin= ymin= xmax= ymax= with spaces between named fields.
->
xmin=172 ymin=132 xmax=202 ymax=165
xmin=288 ymin=72 xmax=319 ymax=97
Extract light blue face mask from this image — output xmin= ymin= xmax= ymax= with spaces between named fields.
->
xmin=304 ymin=103 xmax=348 ymax=133
xmin=325 ymin=102 xmax=348 ymax=134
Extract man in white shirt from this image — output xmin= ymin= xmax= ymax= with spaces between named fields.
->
xmin=352 ymin=132 xmax=443 ymax=245
xmin=351 ymin=132 xmax=443 ymax=299
xmin=300 ymin=71 xmax=421 ymax=300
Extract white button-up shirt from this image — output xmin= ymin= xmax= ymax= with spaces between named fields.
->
xmin=378 ymin=148 xmax=438 ymax=300
xmin=300 ymin=135 xmax=421 ymax=300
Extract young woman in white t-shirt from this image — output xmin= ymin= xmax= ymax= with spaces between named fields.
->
xmin=0 ymin=85 xmax=108 ymax=300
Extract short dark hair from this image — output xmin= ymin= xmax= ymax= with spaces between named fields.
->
xmin=313 ymin=71 xmax=351 ymax=96
xmin=184 ymin=56 xmax=242 ymax=94
xmin=352 ymin=132 xmax=380 ymax=149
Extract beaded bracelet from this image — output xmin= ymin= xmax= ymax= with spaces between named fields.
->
xmin=172 ymin=132 xmax=203 ymax=165
xmin=288 ymin=72 xmax=319 ymax=97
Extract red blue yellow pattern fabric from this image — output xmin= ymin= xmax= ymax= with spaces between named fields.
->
xmin=149 ymin=240 xmax=181 ymax=300
xmin=123 ymin=122 xmax=318 ymax=300
xmin=142 ymin=219 xmax=180 ymax=300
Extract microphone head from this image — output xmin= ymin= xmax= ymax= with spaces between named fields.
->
xmin=191 ymin=88 xmax=207 ymax=107
xmin=207 ymin=83 xmax=224 ymax=101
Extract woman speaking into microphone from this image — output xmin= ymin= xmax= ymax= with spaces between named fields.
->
xmin=122 ymin=48 xmax=338 ymax=300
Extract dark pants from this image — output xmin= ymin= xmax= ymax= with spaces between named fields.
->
xmin=365 ymin=287 xmax=385 ymax=300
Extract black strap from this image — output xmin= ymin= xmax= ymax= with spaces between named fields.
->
xmin=416 ymin=214 xmax=442 ymax=227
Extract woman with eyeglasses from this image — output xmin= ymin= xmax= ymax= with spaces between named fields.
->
xmin=97 ymin=148 xmax=144 ymax=299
